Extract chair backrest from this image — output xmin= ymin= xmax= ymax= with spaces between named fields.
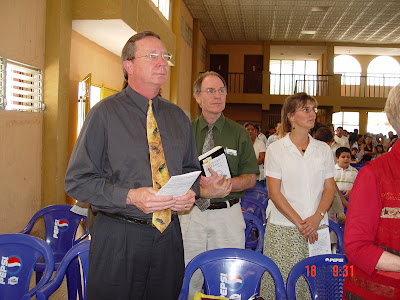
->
xmin=328 ymin=219 xmax=345 ymax=254
xmin=36 ymin=240 xmax=90 ymax=300
xmin=286 ymin=254 xmax=347 ymax=300
xmin=0 ymin=233 xmax=54 ymax=300
xmin=20 ymin=205 xmax=89 ymax=258
xmin=240 ymin=196 xmax=267 ymax=226
xmin=178 ymin=248 xmax=287 ymax=300
xmin=243 ymin=211 xmax=265 ymax=252
xmin=244 ymin=192 xmax=269 ymax=209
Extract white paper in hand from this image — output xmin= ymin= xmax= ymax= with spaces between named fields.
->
xmin=156 ymin=171 xmax=201 ymax=197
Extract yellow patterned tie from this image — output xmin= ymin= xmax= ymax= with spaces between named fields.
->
xmin=147 ymin=99 xmax=171 ymax=232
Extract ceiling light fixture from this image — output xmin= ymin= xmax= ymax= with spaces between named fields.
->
xmin=301 ymin=30 xmax=316 ymax=35
xmin=311 ymin=6 xmax=330 ymax=12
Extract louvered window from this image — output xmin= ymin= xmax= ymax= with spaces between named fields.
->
xmin=0 ymin=57 xmax=45 ymax=112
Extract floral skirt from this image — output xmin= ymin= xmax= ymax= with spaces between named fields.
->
xmin=260 ymin=221 xmax=311 ymax=300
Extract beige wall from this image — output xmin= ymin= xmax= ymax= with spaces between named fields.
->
xmin=209 ymin=43 xmax=264 ymax=73
xmin=0 ymin=111 xmax=43 ymax=234
xmin=0 ymin=0 xmax=46 ymax=68
xmin=177 ymin=3 xmax=193 ymax=115
xmin=0 ymin=0 xmax=46 ymax=233
xmin=68 ymin=30 xmax=125 ymax=165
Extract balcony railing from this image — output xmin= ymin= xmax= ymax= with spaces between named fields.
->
xmin=341 ymin=75 xmax=400 ymax=98
xmin=271 ymin=74 xmax=330 ymax=96
xmin=221 ymin=72 xmax=400 ymax=98
xmin=227 ymin=72 xmax=263 ymax=94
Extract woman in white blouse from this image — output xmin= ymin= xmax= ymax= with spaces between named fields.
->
xmin=260 ymin=93 xmax=335 ymax=299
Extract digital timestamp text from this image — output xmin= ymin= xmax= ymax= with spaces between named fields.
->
xmin=305 ymin=265 xmax=354 ymax=277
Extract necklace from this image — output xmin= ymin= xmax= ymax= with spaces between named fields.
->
xmin=297 ymin=146 xmax=306 ymax=153
xmin=289 ymin=133 xmax=308 ymax=154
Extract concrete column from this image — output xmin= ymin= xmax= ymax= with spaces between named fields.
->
xmin=170 ymin=0 xmax=181 ymax=105
xmin=191 ymin=19 xmax=201 ymax=119
xmin=359 ymin=111 xmax=368 ymax=135
xmin=42 ymin=0 xmax=72 ymax=206
xmin=263 ymin=41 xmax=270 ymax=96
xmin=326 ymin=44 xmax=336 ymax=98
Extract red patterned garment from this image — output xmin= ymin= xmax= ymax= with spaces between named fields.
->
xmin=343 ymin=141 xmax=400 ymax=299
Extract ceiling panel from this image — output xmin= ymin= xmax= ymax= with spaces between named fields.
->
xmin=183 ymin=0 xmax=400 ymax=44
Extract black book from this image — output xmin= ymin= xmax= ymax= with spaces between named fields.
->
xmin=198 ymin=146 xmax=231 ymax=178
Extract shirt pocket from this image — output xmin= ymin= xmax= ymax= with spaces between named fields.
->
xmin=226 ymin=151 xmax=239 ymax=176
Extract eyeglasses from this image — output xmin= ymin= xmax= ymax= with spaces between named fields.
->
xmin=298 ymin=107 xmax=318 ymax=114
xmin=201 ymin=88 xmax=227 ymax=96
xmin=134 ymin=51 xmax=173 ymax=62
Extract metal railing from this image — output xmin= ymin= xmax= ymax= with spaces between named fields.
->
xmin=341 ymin=75 xmax=400 ymax=98
xmin=227 ymin=72 xmax=263 ymax=94
xmin=217 ymin=72 xmax=400 ymax=98
xmin=293 ymin=76 xmax=330 ymax=96
xmin=271 ymin=74 xmax=330 ymax=96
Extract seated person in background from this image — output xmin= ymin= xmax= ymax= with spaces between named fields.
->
xmin=375 ymin=144 xmax=385 ymax=158
xmin=357 ymin=134 xmax=364 ymax=149
xmin=350 ymin=147 xmax=362 ymax=164
xmin=386 ymin=134 xmax=398 ymax=152
xmin=360 ymin=134 xmax=376 ymax=161
xmin=335 ymin=147 xmax=358 ymax=200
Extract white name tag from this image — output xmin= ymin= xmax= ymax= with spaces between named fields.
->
xmin=225 ymin=148 xmax=237 ymax=156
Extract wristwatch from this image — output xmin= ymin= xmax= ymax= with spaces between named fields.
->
xmin=317 ymin=210 xmax=325 ymax=218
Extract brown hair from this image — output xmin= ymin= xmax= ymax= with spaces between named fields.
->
xmin=121 ymin=31 xmax=161 ymax=87
xmin=193 ymin=71 xmax=227 ymax=97
xmin=280 ymin=92 xmax=318 ymax=135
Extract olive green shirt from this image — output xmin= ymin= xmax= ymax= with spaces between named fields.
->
xmin=192 ymin=113 xmax=259 ymax=203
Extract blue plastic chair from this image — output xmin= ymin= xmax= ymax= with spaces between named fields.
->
xmin=36 ymin=241 xmax=90 ymax=300
xmin=243 ymin=211 xmax=265 ymax=252
xmin=286 ymin=254 xmax=347 ymax=300
xmin=241 ymin=196 xmax=267 ymax=226
xmin=0 ymin=233 xmax=54 ymax=300
xmin=244 ymin=185 xmax=269 ymax=207
xmin=20 ymin=204 xmax=89 ymax=300
xmin=178 ymin=248 xmax=287 ymax=300
xmin=328 ymin=219 xmax=345 ymax=254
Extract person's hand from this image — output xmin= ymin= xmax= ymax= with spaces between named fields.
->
xmin=201 ymin=175 xmax=232 ymax=199
xmin=344 ymin=190 xmax=351 ymax=199
xmin=307 ymin=231 xmax=319 ymax=244
xmin=126 ymin=187 xmax=175 ymax=214
xmin=298 ymin=214 xmax=321 ymax=241
xmin=171 ymin=189 xmax=196 ymax=212
xmin=199 ymin=168 xmax=219 ymax=188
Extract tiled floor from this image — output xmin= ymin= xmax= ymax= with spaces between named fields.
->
xmin=30 ymin=273 xmax=69 ymax=299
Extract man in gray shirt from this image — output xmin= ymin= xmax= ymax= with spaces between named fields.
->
xmin=65 ymin=31 xmax=200 ymax=300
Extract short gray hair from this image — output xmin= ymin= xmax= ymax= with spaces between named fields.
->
xmin=385 ymin=83 xmax=400 ymax=133
xmin=121 ymin=31 xmax=161 ymax=81
xmin=193 ymin=71 xmax=227 ymax=97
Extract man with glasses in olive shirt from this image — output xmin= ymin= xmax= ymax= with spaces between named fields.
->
xmin=179 ymin=71 xmax=259 ymax=299
xmin=65 ymin=31 xmax=200 ymax=300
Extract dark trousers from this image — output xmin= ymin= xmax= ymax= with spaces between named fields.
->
xmin=86 ymin=213 xmax=184 ymax=300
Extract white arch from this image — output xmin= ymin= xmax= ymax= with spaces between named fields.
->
xmin=334 ymin=55 xmax=361 ymax=85
xmin=367 ymin=56 xmax=400 ymax=87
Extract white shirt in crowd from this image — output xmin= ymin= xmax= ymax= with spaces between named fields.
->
xmin=253 ymin=139 xmax=266 ymax=181
xmin=334 ymin=164 xmax=358 ymax=191
xmin=257 ymin=132 xmax=268 ymax=146
xmin=264 ymin=133 xmax=335 ymax=227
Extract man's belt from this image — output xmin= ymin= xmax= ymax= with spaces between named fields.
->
xmin=101 ymin=212 xmax=153 ymax=226
xmin=207 ymin=198 xmax=239 ymax=210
